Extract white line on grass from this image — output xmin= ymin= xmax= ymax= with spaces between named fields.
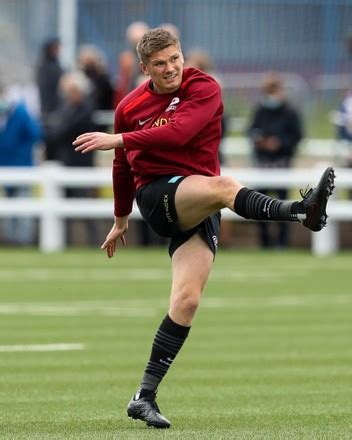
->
xmin=0 ymin=303 xmax=156 ymax=317
xmin=0 ymin=293 xmax=350 ymax=318
xmin=0 ymin=343 xmax=84 ymax=352
xmin=0 ymin=267 xmax=308 ymax=282
xmin=202 ymin=293 xmax=352 ymax=308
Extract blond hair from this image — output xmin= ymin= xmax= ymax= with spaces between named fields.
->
xmin=136 ymin=28 xmax=181 ymax=64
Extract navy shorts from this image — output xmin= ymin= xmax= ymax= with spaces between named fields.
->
xmin=136 ymin=175 xmax=221 ymax=257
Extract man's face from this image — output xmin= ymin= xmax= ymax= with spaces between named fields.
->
xmin=141 ymin=45 xmax=184 ymax=94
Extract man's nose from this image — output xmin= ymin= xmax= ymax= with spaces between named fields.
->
xmin=165 ymin=61 xmax=174 ymax=71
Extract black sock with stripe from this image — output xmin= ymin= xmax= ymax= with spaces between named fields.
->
xmin=234 ymin=187 xmax=304 ymax=221
xmin=138 ymin=314 xmax=190 ymax=397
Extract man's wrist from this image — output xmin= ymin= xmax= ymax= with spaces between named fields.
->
xmin=116 ymin=134 xmax=124 ymax=148
xmin=114 ymin=214 xmax=129 ymax=227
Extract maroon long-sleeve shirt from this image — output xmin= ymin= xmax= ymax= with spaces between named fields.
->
xmin=113 ymin=67 xmax=223 ymax=217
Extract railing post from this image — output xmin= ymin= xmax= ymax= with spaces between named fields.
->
xmin=39 ymin=162 xmax=65 ymax=253
xmin=311 ymin=221 xmax=339 ymax=256
xmin=310 ymin=162 xmax=339 ymax=256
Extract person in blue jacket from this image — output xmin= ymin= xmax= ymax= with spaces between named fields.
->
xmin=0 ymin=85 xmax=42 ymax=244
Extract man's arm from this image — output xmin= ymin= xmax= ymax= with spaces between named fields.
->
xmin=113 ymin=147 xmax=135 ymax=217
xmin=98 ymin=147 xmax=135 ymax=259
xmin=73 ymin=76 xmax=222 ymax=153
xmin=73 ymin=131 xmax=123 ymax=153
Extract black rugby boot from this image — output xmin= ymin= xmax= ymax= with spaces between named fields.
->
xmin=300 ymin=167 xmax=336 ymax=232
xmin=127 ymin=391 xmax=171 ymax=429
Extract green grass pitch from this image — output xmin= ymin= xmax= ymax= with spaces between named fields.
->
xmin=0 ymin=248 xmax=351 ymax=439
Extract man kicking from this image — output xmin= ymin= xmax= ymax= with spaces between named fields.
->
xmin=73 ymin=28 xmax=335 ymax=428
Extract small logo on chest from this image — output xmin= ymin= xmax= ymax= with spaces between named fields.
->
xmin=138 ymin=117 xmax=152 ymax=126
xmin=165 ymin=97 xmax=180 ymax=112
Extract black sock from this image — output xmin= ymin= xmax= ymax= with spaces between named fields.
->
xmin=234 ymin=187 xmax=305 ymax=221
xmin=138 ymin=314 xmax=190 ymax=397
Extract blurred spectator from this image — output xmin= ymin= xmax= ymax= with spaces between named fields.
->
xmin=185 ymin=48 xmax=227 ymax=163
xmin=185 ymin=48 xmax=214 ymax=73
xmin=158 ymin=23 xmax=180 ymax=38
xmin=0 ymin=83 xmax=41 ymax=245
xmin=247 ymin=72 xmax=303 ymax=248
xmin=7 ymin=79 xmax=41 ymax=119
xmin=46 ymin=71 xmax=96 ymax=167
xmin=115 ymin=21 xmax=150 ymax=105
xmin=36 ymin=36 xmax=64 ymax=160
xmin=333 ymin=91 xmax=352 ymax=196
xmin=78 ymin=45 xmax=115 ymax=130
xmin=334 ymin=92 xmax=352 ymax=163
xmin=45 ymin=71 xmax=98 ymax=246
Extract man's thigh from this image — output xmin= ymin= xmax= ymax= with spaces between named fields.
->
xmin=136 ymin=175 xmax=221 ymax=258
xmin=174 ymin=175 xmax=224 ymax=231
xmin=136 ymin=175 xmax=187 ymax=237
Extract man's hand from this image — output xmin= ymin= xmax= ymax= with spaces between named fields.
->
xmin=263 ymin=136 xmax=280 ymax=152
xmin=73 ymin=132 xmax=122 ymax=154
xmin=101 ymin=216 xmax=129 ymax=258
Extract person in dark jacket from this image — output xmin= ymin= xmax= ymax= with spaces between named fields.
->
xmin=247 ymin=73 xmax=303 ymax=248
xmin=46 ymin=71 xmax=96 ymax=168
xmin=36 ymin=37 xmax=64 ymax=160
xmin=45 ymin=71 xmax=98 ymax=246
xmin=78 ymin=45 xmax=115 ymax=125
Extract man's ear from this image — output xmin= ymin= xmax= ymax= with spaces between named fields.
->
xmin=140 ymin=62 xmax=149 ymax=77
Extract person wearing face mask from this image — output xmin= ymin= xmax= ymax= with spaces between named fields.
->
xmin=247 ymin=73 xmax=303 ymax=249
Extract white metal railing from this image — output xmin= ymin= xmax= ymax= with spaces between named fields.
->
xmin=0 ymin=162 xmax=351 ymax=255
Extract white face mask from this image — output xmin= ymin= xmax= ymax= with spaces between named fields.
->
xmin=262 ymin=95 xmax=283 ymax=109
xmin=0 ymin=99 xmax=10 ymax=114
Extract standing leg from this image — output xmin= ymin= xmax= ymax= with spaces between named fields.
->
xmin=127 ymin=234 xmax=213 ymax=428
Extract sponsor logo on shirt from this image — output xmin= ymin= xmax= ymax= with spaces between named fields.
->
xmin=138 ymin=117 xmax=152 ymax=126
xmin=165 ymin=97 xmax=180 ymax=112
xmin=153 ymin=117 xmax=170 ymax=127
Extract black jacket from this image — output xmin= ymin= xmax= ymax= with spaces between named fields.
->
xmin=36 ymin=57 xmax=63 ymax=114
xmin=46 ymin=99 xmax=97 ymax=167
xmin=247 ymin=102 xmax=303 ymax=162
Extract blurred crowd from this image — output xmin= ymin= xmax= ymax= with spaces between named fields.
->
xmin=0 ymin=21 xmax=351 ymax=248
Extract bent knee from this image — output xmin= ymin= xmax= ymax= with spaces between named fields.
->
xmin=170 ymin=288 xmax=201 ymax=317
xmin=211 ymin=176 xmax=240 ymax=206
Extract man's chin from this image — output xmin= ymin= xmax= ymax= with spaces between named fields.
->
xmin=164 ymin=80 xmax=181 ymax=92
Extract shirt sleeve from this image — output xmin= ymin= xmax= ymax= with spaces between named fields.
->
xmin=122 ymin=76 xmax=222 ymax=151
xmin=113 ymin=110 xmax=136 ymax=217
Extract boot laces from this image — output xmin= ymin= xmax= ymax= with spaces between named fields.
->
xmin=300 ymin=186 xmax=313 ymax=199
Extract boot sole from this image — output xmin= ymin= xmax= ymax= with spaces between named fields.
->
xmin=127 ymin=411 xmax=170 ymax=429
